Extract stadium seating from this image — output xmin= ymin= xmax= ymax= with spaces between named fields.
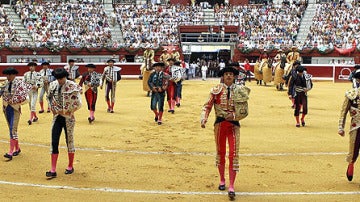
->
xmin=1 ymin=0 xmax=358 ymax=53
xmin=113 ymin=3 xmax=204 ymax=48
xmin=12 ymin=0 xmax=112 ymax=48
xmin=0 ymin=4 xmax=22 ymax=46
xmin=304 ymin=2 xmax=360 ymax=50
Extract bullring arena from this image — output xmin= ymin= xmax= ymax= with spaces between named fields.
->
xmin=0 ymin=78 xmax=359 ymax=202
xmin=1 ymin=0 xmax=360 ymax=201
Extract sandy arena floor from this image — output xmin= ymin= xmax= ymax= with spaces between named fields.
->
xmin=0 ymin=78 xmax=359 ymax=202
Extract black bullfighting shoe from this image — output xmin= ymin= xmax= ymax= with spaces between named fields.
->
xmin=13 ymin=149 xmax=21 ymax=156
xmin=65 ymin=168 xmax=74 ymax=175
xmin=228 ymin=191 xmax=235 ymax=200
xmin=46 ymin=171 xmax=57 ymax=178
xmin=4 ymin=153 xmax=12 ymax=160
xmin=218 ymin=184 xmax=226 ymax=191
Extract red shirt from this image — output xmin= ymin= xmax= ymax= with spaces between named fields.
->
xmin=244 ymin=63 xmax=251 ymax=71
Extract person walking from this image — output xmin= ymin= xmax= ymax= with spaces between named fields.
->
xmin=46 ymin=68 xmax=82 ymax=178
xmin=200 ymin=66 xmax=250 ymax=200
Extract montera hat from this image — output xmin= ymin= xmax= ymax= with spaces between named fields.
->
xmin=218 ymin=66 xmax=239 ymax=77
xmin=152 ymin=62 xmax=165 ymax=68
xmin=27 ymin=62 xmax=37 ymax=66
xmin=85 ymin=64 xmax=96 ymax=68
xmin=52 ymin=68 xmax=69 ymax=79
xmin=68 ymin=59 xmax=75 ymax=63
xmin=354 ymin=65 xmax=360 ymax=70
xmin=2 ymin=67 xmax=19 ymax=75
xmin=174 ymin=61 xmax=181 ymax=66
xmin=167 ymin=58 xmax=176 ymax=62
xmin=353 ymin=69 xmax=360 ymax=79
xmin=296 ymin=65 xmax=305 ymax=73
xmin=293 ymin=60 xmax=301 ymax=66
xmin=107 ymin=59 xmax=116 ymax=63
xmin=41 ymin=62 xmax=50 ymax=66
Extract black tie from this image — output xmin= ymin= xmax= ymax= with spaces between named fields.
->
xmin=30 ymin=72 xmax=33 ymax=80
xmin=227 ymin=86 xmax=231 ymax=100
xmin=44 ymin=70 xmax=46 ymax=76
xmin=58 ymin=85 xmax=62 ymax=100
xmin=8 ymin=81 xmax=12 ymax=93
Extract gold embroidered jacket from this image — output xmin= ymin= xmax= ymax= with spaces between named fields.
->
xmin=201 ymin=83 xmax=250 ymax=125
xmin=339 ymin=89 xmax=360 ymax=132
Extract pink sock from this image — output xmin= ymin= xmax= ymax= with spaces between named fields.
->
xmin=8 ymin=139 xmax=15 ymax=155
xmin=228 ymin=169 xmax=237 ymax=192
xmin=218 ymin=164 xmax=225 ymax=185
xmin=14 ymin=139 xmax=19 ymax=151
xmin=158 ymin=112 xmax=163 ymax=122
xmin=90 ymin=110 xmax=94 ymax=118
xmin=301 ymin=114 xmax=305 ymax=121
xmin=152 ymin=110 xmax=158 ymax=117
xmin=51 ymin=154 xmax=59 ymax=172
xmin=67 ymin=152 xmax=75 ymax=170
xmin=171 ymin=99 xmax=175 ymax=110
xmin=167 ymin=100 xmax=171 ymax=109
xmin=40 ymin=101 xmax=44 ymax=110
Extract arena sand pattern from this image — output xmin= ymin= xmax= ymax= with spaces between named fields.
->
xmin=0 ymin=80 xmax=359 ymax=201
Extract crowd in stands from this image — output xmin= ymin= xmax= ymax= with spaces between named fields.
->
xmin=13 ymin=0 xmax=112 ymax=48
xmin=233 ymin=2 xmax=307 ymax=50
xmin=0 ymin=3 xmax=22 ymax=46
xmin=113 ymin=3 xmax=204 ymax=48
xmin=304 ymin=2 xmax=360 ymax=51
xmin=0 ymin=0 xmax=359 ymax=52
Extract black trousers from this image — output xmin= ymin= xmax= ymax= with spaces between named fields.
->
xmin=294 ymin=92 xmax=308 ymax=116
xmin=51 ymin=115 xmax=68 ymax=154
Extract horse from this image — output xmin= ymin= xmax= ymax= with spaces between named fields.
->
xmin=140 ymin=59 xmax=154 ymax=97
xmin=254 ymin=60 xmax=263 ymax=85
xmin=282 ymin=62 xmax=295 ymax=87
xmin=273 ymin=62 xmax=291 ymax=91
xmin=260 ymin=59 xmax=272 ymax=86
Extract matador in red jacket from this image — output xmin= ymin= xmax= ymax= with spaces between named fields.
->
xmin=201 ymin=66 xmax=250 ymax=200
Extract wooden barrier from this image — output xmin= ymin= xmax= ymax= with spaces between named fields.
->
xmin=242 ymin=63 xmax=355 ymax=83
xmin=0 ymin=63 xmax=142 ymax=79
xmin=0 ymin=63 xmax=355 ymax=83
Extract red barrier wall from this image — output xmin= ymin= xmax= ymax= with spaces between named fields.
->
xmin=0 ymin=47 xmax=172 ymax=63
xmin=0 ymin=63 xmax=355 ymax=83
xmin=0 ymin=63 xmax=142 ymax=77
xmin=244 ymin=64 xmax=354 ymax=83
